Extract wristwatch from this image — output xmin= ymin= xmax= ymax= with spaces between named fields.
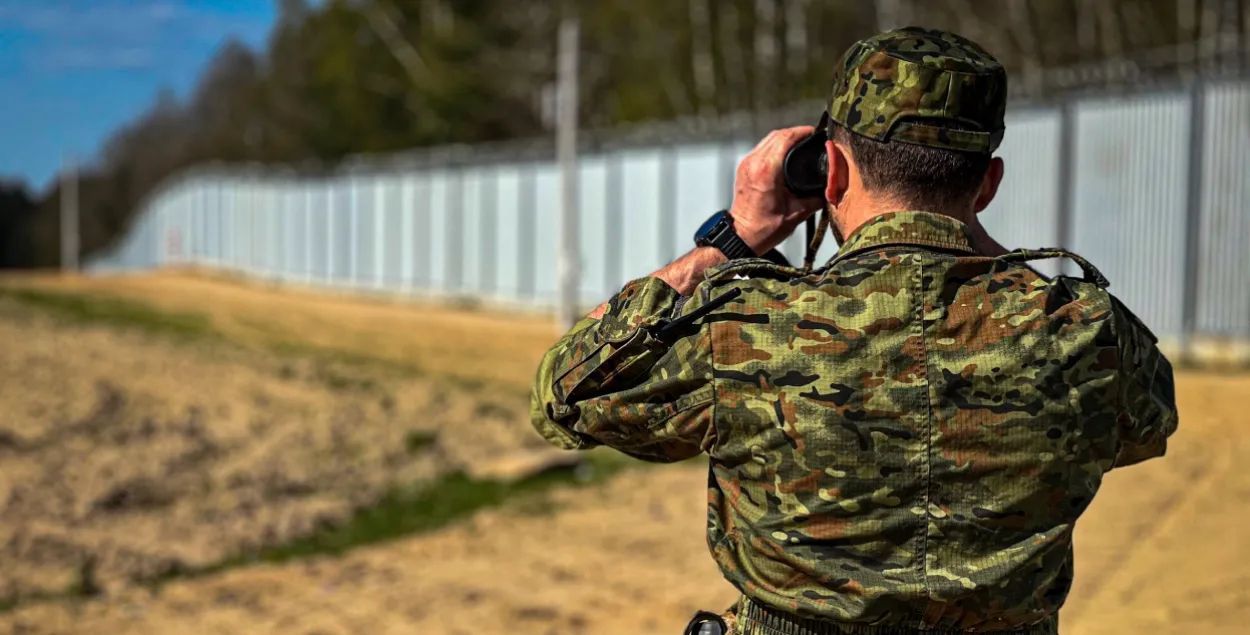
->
xmin=693 ymin=210 xmax=756 ymax=260
xmin=693 ymin=210 xmax=792 ymax=267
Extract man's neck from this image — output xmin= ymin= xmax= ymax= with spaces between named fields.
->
xmin=967 ymin=220 xmax=1010 ymax=257
xmin=836 ymin=198 xmax=1010 ymax=257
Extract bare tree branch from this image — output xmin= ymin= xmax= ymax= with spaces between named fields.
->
xmin=1009 ymin=0 xmax=1045 ymax=98
xmin=1096 ymin=0 xmax=1125 ymax=63
xmin=754 ymin=0 xmax=779 ymax=112
xmin=689 ymin=0 xmax=718 ymax=115
xmin=784 ymin=0 xmax=809 ymax=86
xmin=1200 ymin=0 xmax=1222 ymax=67
xmin=719 ymin=1 xmax=749 ymax=112
xmin=1077 ymin=0 xmax=1098 ymax=59
xmin=358 ymin=0 xmax=431 ymax=89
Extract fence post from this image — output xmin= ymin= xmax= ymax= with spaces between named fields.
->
xmin=519 ymin=165 xmax=536 ymax=300
xmin=281 ymin=182 xmax=290 ymax=278
xmin=401 ymin=174 xmax=414 ymax=294
xmin=556 ymin=16 xmax=582 ymax=331
xmin=375 ymin=178 xmax=386 ymax=290
xmin=304 ymin=185 xmax=313 ymax=285
xmin=327 ymin=182 xmax=337 ymax=283
xmin=418 ymin=174 xmax=431 ymax=292
xmin=604 ymin=153 xmax=622 ymax=297
xmin=447 ymin=170 xmax=464 ymax=295
xmin=659 ymin=146 xmax=678 ymax=264
xmin=285 ymin=183 xmax=295 ymax=281
xmin=252 ymin=180 xmax=261 ymax=274
xmin=721 ymin=140 xmax=737 ymax=209
xmin=1055 ymin=101 xmax=1077 ymax=277
xmin=201 ymin=184 xmax=208 ymax=262
xmin=215 ymin=180 xmax=223 ymax=266
xmin=482 ymin=168 xmax=498 ymax=296
xmin=350 ymin=174 xmax=360 ymax=287
xmin=1181 ymin=80 xmax=1208 ymax=362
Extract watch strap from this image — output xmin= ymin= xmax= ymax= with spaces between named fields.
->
xmin=713 ymin=228 xmax=756 ymax=261
xmin=762 ymin=248 xmax=792 ymax=267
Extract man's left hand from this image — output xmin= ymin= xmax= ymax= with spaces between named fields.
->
xmin=729 ymin=127 xmax=827 ymax=255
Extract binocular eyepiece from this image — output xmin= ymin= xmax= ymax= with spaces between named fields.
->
xmin=782 ymin=112 xmax=830 ymax=200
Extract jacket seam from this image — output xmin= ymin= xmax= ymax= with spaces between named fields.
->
xmin=832 ymin=238 xmax=976 ymax=267
xmin=917 ymin=252 xmax=935 ymax=606
xmin=707 ymin=283 xmax=720 ymax=457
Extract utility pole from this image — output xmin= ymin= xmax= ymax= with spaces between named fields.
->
xmin=556 ymin=16 xmax=581 ymax=332
xmin=60 ymin=153 xmax=79 ymax=273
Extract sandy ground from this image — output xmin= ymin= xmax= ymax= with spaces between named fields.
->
xmin=1 ymin=273 xmax=1248 ymax=635
xmin=0 ymin=286 xmax=551 ymax=599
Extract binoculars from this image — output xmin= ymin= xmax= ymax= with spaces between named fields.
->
xmin=782 ymin=111 xmax=831 ymax=199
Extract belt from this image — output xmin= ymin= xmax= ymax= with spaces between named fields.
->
xmin=734 ymin=597 xmax=1060 ymax=635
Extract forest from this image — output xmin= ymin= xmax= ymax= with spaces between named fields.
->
xmin=1 ymin=0 xmax=1246 ymax=268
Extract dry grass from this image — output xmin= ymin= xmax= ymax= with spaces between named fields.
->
xmin=0 ymin=272 xmax=1247 ymax=635
xmin=0 ymin=278 xmax=557 ymax=602
xmin=0 ymin=269 xmax=560 ymax=392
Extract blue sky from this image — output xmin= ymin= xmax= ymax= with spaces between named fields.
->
xmin=0 ymin=0 xmax=277 ymax=194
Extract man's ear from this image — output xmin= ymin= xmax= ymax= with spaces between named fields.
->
xmin=973 ymin=157 xmax=1005 ymax=214
xmin=825 ymin=139 xmax=850 ymax=207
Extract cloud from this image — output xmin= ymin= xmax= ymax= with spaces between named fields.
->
xmin=41 ymin=47 xmax=156 ymax=71
xmin=0 ymin=1 xmax=268 ymax=72
xmin=0 ymin=2 xmax=182 ymax=36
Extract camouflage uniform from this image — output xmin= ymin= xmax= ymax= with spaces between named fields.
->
xmin=530 ymin=28 xmax=1178 ymax=635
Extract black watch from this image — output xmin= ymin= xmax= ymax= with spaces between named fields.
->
xmin=693 ymin=210 xmax=792 ymax=266
xmin=693 ymin=210 xmax=756 ymax=260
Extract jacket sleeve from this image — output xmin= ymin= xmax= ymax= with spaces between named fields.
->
xmin=1109 ymin=296 xmax=1179 ymax=469
xmin=528 ymin=277 xmax=716 ymax=463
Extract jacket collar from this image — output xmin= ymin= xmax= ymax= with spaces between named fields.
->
xmin=831 ymin=211 xmax=978 ymax=264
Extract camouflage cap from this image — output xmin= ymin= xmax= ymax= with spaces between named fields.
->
xmin=828 ymin=27 xmax=1008 ymax=154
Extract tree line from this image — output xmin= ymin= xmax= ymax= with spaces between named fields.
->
xmin=1 ymin=0 xmax=1245 ymax=269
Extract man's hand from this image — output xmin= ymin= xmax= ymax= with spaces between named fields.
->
xmin=729 ymin=127 xmax=826 ymax=254
xmin=585 ymin=127 xmax=824 ymax=321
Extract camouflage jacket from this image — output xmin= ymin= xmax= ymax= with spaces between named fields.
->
xmin=530 ymin=211 xmax=1178 ymax=633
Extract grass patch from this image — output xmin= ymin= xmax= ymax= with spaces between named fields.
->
xmin=269 ymin=341 xmax=423 ymax=377
xmin=0 ymin=287 xmax=216 ymax=341
xmin=403 ymin=430 xmax=438 ymax=454
xmin=144 ymin=450 xmax=635 ymax=588
xmin=474 ymin=401 xmax=515 ymax=420
xmin=0 ymin=590 xmax=74 ymax=616
xmin=0 ymin=563 xmax=100 ymax=616
xmin=0 ymin=450 xmax=679 ymax=615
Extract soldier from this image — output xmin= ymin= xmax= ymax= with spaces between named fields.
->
xmin=530 ymin=27 xmax=1178 ymax=635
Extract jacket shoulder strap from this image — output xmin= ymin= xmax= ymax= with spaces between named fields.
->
xmin=994 ymin=248 xmax=1110 ymax=289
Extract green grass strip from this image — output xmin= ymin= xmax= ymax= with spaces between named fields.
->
xmin=0 ymin=287 xmax=217 ymax=341
xmin=144 ymin=451 xmax=638 ymax=588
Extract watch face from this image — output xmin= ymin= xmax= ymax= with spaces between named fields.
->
xmin=694 ymin=211 xmax=730 ymax=246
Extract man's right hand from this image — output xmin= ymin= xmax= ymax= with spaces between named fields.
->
xmin=729 ymin=127 xmax=826 ymax=255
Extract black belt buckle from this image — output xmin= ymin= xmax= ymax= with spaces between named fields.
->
xmin=683 ymin=610 xmax=729 ymax=635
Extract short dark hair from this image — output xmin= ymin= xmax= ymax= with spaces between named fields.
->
xmin=832 ymin=121 xmax=992 ymax=212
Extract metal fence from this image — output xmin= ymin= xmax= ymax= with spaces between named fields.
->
xmin=87 ymin=79 xmax=1250 ymax=348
